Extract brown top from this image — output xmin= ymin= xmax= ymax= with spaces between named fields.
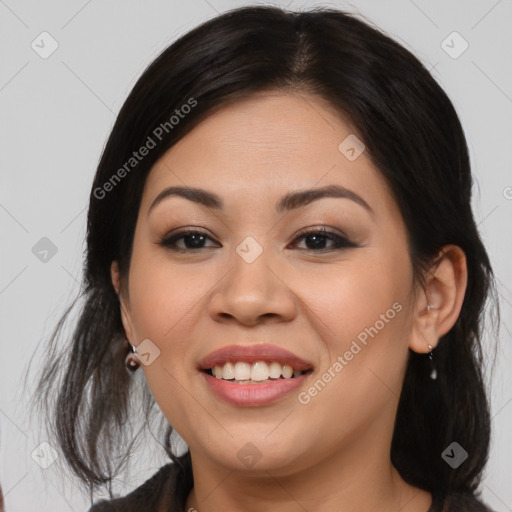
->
xmin=88 ymin=460 xmax=494 ymax=512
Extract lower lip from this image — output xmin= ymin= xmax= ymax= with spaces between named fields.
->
xmin=202 ymin=371 xmax=310 ymax=407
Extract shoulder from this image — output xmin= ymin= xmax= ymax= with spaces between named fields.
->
xmin=88 ymin=463 xmax=178 ymax=512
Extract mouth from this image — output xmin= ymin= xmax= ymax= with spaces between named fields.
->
xmin=198 ymin=344 xmax=314 ymax=406
xmin=202 ymin=362 xmax=313 ymax=384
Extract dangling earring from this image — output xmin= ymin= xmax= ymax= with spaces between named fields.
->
xmin=426 ymin=304 xmax=437 ymax=380
xmin=125 ymin=344 xmax=140 ymax=372
xmin=427 ymin=343 xmax=437 ymax=380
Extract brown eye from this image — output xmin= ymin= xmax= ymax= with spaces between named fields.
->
xmin=159 ymin=230 xmax=219 ymax=252
xmin=290 ymin=227 xmax=357 ymax=252
xmin=158 ymin=226 xmax=356 ymax=254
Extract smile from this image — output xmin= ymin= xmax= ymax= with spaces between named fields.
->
xmin=198 ymin=343 xmax=314 ymax=406
xmin=202 ymin=370 xmax=312 ymax=406
xmin=205 ymin=361 xmax=310 ymax=383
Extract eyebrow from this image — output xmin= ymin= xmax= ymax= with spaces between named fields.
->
xmin=147 ymin=184 xmax=374 ymax=217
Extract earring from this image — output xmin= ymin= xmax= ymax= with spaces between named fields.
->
xmin=426 ymin=304 xmax=437 ymax=380
xmin=427 ymin=343 xmax=437 ymax=380
xmin=125 ymin=344 xmax=140 ymax=372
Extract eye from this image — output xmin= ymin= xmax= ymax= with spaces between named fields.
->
xmin=290 ymin=227 xmax=357 ymax=252
xmin=158 ymin=229 xmax=219 ymax=252
xmin=158 ymin=226 xmax=356 ymax=253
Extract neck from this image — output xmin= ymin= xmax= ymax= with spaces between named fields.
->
xmin=184 ymin=438 xmax=432 ymax=512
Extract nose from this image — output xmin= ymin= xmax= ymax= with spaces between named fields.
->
xmin=208 ymin=248 xmax=297 ymax=327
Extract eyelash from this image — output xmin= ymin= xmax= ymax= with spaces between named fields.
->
xmin=158 ymin=227 xmax=357 ymax=253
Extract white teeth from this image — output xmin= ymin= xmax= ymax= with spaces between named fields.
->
xmin=251 ymin=361 xmax=269 ymax=381
xmin=233 ymin=362 xmax=251 ymax=380
xmin=282 ymin=364 xmax=293 ymax=379
xmin=269 ymin=361 xmax=282 ymax=378
xmin=209 ymin=361 xmax=306 ymax=382
xmin=222 ymin=361 xmax=235 ymax=380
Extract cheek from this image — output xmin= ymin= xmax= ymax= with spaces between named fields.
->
xmin=296 ymin=249 xmax=412 ymax=354
xmin=311 ymin=255 xmax=413 ymax=426
xmin=125 ymin=247 xmax=209 ymax=426
xmin=128 ymin=260 xmax=204 ymax=345
xmin=126 ymin=240 xmax=222 ymax=380
xmin=292 ymin=252 xmax=413 ymax=432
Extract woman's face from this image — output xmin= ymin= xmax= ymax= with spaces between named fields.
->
xmin=115 ymin=90 xmax=421 ymax=476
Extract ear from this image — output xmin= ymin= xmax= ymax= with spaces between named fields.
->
xmin=111 ymin=261 xmax=137 ymax=344
xmin=409 ymin=245 xmax=467 ymax=354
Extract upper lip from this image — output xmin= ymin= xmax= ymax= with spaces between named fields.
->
xmin=198 ymin=344 xmax=314 ymax=372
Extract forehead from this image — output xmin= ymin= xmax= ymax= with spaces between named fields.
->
xmin=141 ymin=91 xmax=399 ymax=221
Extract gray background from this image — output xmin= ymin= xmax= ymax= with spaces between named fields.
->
xmin=1 ymin=1 xmax=511 ymax=511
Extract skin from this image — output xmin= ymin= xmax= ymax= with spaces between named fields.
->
xmin=111 ymin=90 xmax=467 ymax=512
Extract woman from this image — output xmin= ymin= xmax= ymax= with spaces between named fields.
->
xmin=32 ymin=5 xmax=498 ymax=511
